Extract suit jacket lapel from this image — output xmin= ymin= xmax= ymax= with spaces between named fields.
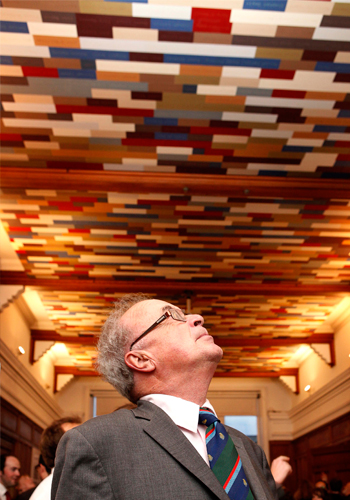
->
xmin=133 ymin=401 xmax=230 ymax=500
xmin=229 ymin=433 xmax=274 ymax=500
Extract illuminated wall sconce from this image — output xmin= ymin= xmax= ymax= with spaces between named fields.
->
xmin=304 ymin=384 xmax=311 ymax=392
xmin=18 ymin=346 xmax=25 ymax=355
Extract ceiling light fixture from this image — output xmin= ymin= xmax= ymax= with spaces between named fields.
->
xmin=304 ymin=384 xmax=311 ymax=392
xmin=18 ymin=346 xmax=25 ymax=355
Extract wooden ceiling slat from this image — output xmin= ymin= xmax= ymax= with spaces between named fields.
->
xmin=2 ymin=168 xmax=350 ymax=199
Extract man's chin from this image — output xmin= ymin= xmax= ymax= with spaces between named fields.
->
xmin=208 ymin=343 xmax=223 ymax=363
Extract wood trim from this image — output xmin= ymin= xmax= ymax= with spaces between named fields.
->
xmin=215 ymin=368 xmax=299 ymax=394
xmin=53 ymin=365 xmax=299 ymax=393
xmin=270 ymin=412 xmax=350 ymax=487
xmin=2 ymin=272 xmax=349 ymax=295
xmin=32 ymin=330 xmax=334 ymax=347
xmin=2 ymin=168 xmax=350 ymax=199
xmin=215 ymin=334 xmax=334 ymax=347
xmin=54 ymin=366 xmax=97 ymax=393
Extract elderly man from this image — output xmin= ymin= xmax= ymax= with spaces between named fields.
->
xmin=0 ymin=455 xmax=21 ymax=500
xmin=53 ymin=294 xmax=278 ymax=500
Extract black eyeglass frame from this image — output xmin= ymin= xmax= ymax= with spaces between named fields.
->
xmin=129 ymin=308 xmax=187 ymax=350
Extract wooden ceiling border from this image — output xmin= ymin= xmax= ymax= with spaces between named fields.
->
xmin=2 ymin=272 xmax=349 ymax=295
xmin=32 ymin=330 xmax=334 ymax=347
xmin=53 ymin=365 xmax=299 ymax=394
xmin=2 ymin=168 xmax=350 ymax=199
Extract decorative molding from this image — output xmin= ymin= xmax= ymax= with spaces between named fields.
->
xmin=279 ymin=376 xmax=297 ymax=394
xmin=56 ymin=374 xmax=74 ymax=393
xmin=311 ymin=343 xmax=332 ymax=366
xmin=330 ymin=297 xmax=350 ymax=331
xmin=32 ymin=340 xmax=55 ymax=363
xmin=0 ymin=339 xmax=63 ymax=428
xmin=269 ymin=368 xmax=350 ymax=440
xmin=16 ymin=294 xmax=37 ymax=327
xmin=289 ymin=367 xmax=350 ymax=438
xmin=268 ymin=411 xmax=294 ymax=441
xmin=0 ymin=285 xmax=24 ymax=313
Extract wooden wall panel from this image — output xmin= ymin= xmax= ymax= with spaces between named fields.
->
xmin=0 ymin=398 xmax=43 ymax=475
xmin=270 ymin=412 xmax=350 ymax=493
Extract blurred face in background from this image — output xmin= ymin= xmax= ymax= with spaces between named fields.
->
xmin=0 ymin=456 xmax=21 ymax=489
xmin=17 ymin=475 xmax=36 ymax=494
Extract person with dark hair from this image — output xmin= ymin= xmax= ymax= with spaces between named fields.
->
xmin=313 ymin=487 xmax=330 ymax=500
xmin=329 ymin=479 xmax=343 ymax=500
xmin=53 ymin=294 xmax=278 ymax=500
xmin=294 ymin=480 xmax=313 ymax=500
xmin=29 ymin=417 xmax=81 ymax=500
xmin=316 ymin=481 xmax=329 ymax=491
xmin=16 ymin=475 xmax=37 ymax=500
xmin=0 ymin=455 xmax=20 ymax=500
xmin=17 ymin=455 xmax=51 ymax=500
xmin=34 ymin=456 xmax=50 ymax=482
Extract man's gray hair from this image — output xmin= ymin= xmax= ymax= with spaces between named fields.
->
xmin=96 ymin=293 xmax=151 ymax=402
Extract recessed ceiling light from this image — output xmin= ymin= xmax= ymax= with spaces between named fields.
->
xmin=18 ymin=346 xmax=25 ymax=355
xmin=304 ymin=384 xmax=311 ymax=392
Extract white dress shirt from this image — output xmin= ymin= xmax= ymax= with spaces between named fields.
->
xmin=0 ymin=482 xmax=9 ymax=500
xmin=141 ymin=394 xmax=216 ymax=465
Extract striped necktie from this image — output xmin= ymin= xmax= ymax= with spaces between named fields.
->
xmin=199 ymin=407 xmax=254 ymax=500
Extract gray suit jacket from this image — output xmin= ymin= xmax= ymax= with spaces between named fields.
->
xmin=52 ymin=401 xmax=277 ymax=500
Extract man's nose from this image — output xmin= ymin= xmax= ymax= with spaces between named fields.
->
xmin=186 ymin=314 xmax=204 ymax=327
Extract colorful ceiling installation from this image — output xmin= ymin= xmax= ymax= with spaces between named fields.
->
xmin=1 ymin=188 xmax=350 ymax=285
xmin=1 ymin=0 xmax=349 ymax=177
xmin=1 ymin=0 xmax=350 ymax=393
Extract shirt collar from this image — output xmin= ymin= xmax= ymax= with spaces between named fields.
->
xmin=140 ymin=394 xmax=216 ymax=433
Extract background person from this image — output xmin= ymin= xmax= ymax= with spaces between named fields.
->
xmin=312 ymin=487 xmax=330 ymax=500
xmin=17 ymin=475 xmax=36 ymax=495
xmin=0 ymin=455 xmax=21 ymax=500
xmin=16 ymin=475 xmax=37 ymax=500
xmin=29 ymin=417 xmax=81 ymax=500
xmin=270 ymin=456 xmax=293 ymax=498
xmin=34 ymin=456 xmax=50 ymax=482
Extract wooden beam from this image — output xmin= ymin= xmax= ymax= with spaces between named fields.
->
xmin=54 ymin=365 xmax=97 ymax=393
xmin=2 ymin=272 xmax=349 ymax=295
xmin=31 ymin=330 xmax=98 ymax=344
xmin=214 ymin=368 xmax=298 ymax=377
xmin=32 ymin=330 xmax=334 ymax=347
xmin=2 ymin=168 xmax=349 ymax=199
xmin=55 ymin=366 xmax=98 ymax=376
xmin=53 ymin=365 xmax=299 ymax=393
xmin=215 ymin=368 xmax=300 ymax=393
xmin=214 ymin=334 xmax=334 ymax=347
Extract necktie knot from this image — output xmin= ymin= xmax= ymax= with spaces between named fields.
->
xmin=199 ymin=407 xmax=219 ymax=427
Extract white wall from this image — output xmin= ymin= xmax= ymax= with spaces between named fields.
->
xmin=0 ymin=299 xmax=63 ymax=428
xmin=0 ymin=301 xmax=56 ymax=396
xmin=296 ymin=313 xmax=350 ymax=403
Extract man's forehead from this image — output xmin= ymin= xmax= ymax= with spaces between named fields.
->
xmin=5 ymin=456 xmax=20 ymax=468
xmin=122 ymin=299 xmax=172 ymax=324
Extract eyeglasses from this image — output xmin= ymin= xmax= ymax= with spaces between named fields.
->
xmin=130 ymin=308 xmax=187 ymax=350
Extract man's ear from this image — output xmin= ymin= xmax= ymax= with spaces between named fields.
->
xmin=125 ymin=350 xmax=156 ymax=373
